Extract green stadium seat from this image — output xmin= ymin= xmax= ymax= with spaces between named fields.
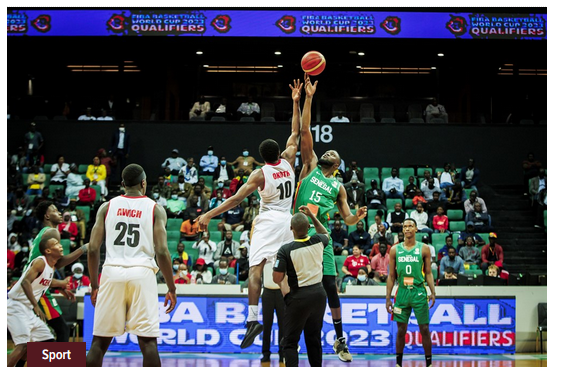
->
xmin=335 ymin=255 xmax=347 ymax=278
xmin=447 ymin=209 xmax=464 ymax=221
xmin=405 ymin=209 xmax=414 ymax=217
xmin=544 ymin=209 xmax=547 ymax=231
xmin=44 ymin=163 xmax=53 ymax=172
xmin=60 ymin=239 xmax=71 ymax=256
xmin=449 ymin=221 xmax=466 ymax=232
xmin=168 ymin=240 xmax=179 ymax=256
xmin=44 ymin=174 xmax=51 ymax=185
xmin=208 ymin=218 xmax=223 ymax=231
xmin=231 ymin=231 xmax=242 ymax=243
xmin=381 ymin=167 xmax=392 ymax=180
xmin=386 ymin=198 xmax=403 ymax=212
xmin=22 ymin=173 xmax=29 ymax=185
xmin=432 ymin=233 xmax=451 ymax=247
xmin=91 ymin=184 xmax=102 ymax=202
xmin=478 ymin=233 xmax=490 ymax=245
xmin=201 ymin=175 xmax=214 ymax=189
xmin=186 ymin=245 xmax=199 ymax=265
xmin=404 ymin=199 xmax=414 ymax=210
xmin=228 ymin=267 xmax=235 ymax=275
xmin=464 ymin=188 xmax=476 ymax=197
xmin=209 ymin=231 xmax=222 ymax=243
xmin=464 ymin=269 xmax=483 ymax=277
xmin=48 ymin=184 xmax=63 ymax=197
xmin=399 ymin=167 xmax=415 ymax=179
xmin=167 ymin=230 xmax=181 ymax=243
xmin=363 ymin=167 xmax=380 ymax=183
xmin=75 ymin=205 xmax=91 ymax=224
xmin=415 ymin=233 xmax=426 ymax=243
xmin=167 ymin=218 xmax=183 ymax=231
xmin=401 ymin=176 xmax=416 ymax=189
xmin=78 ymin=164 xmax=89 ymax=174
xmin=417 ymin=167 xmax=433 ymax=178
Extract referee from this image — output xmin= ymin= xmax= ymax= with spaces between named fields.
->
xmin=273 ymin=205 xmax=329 ymax=367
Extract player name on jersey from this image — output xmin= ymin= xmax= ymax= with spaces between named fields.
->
xmin=116 ymin=208 xmax=143 ymax=218
xmin=309 ymin=175 xmax=334 ymax=194
xmin=272 ymin=170 xmax=291 ymax=180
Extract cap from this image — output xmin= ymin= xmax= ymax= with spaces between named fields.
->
xmin=382 ymin=222 xmax=389 ymax=230
xmin=350 ymin=176 xmax=359 ymax=182
xmin=196 ymin=258 xmax=206 ymax=265
xmin=71 ymin=263 xmax=84 ymax=272
xmin=489 ymin=232 xmax=498 ymax=238
xmin=172 ymin=149 xmax=179 ymax=154
xmin=466 ymin=221 xmax=474 ymax=226
xmin=70 ymin=163 xmax=77 ymax=169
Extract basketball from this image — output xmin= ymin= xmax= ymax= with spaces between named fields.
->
xmin=301 ymin=51 xmax=326 ymax=76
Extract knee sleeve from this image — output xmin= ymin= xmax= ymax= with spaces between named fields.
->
xmin=322 ymin=275 xmax=341 ymax=309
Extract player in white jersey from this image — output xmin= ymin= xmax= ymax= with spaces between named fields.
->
xmin=197 ymin=78 xmax=302 ymax=349
xmin=7 ymin=236 xmax=72 ymax=366
xmin=86 ymin=164 xmax=177 ymax=367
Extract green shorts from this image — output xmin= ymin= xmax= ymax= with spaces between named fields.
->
xmin=308 ymin=227 xmax=336 ymax=276
xmin=392 ymin=285 xmax=430 ymax=325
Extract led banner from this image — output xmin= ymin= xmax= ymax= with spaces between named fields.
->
xmin=7 ymin=9 xmax=546 ymax=39
xmin=83 ymin=296 xmax=516 ymax=355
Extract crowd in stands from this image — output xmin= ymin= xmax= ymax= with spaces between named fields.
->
xmin=7 ymin=123 xmax=547 ymax=293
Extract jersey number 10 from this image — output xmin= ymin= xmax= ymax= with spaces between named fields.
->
xmin=277 ymin=181 xmax=293 ymax=200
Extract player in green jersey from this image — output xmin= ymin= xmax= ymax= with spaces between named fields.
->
xmin=294 ymin=74 xmax=367 ymax=362
xmin=386 ymin=218 xmax=436 ymax=367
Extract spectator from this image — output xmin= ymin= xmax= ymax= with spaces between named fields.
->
xmin=165 ymin=188 xmax=186 ymax=219
xmin=53 ymin=187 xmax=70 ymax=210
xmin=208 ymin=191 xmax=226 ymax=219
xmin=189 ymin=96 xmax=211 ymax=120
xmin=152 ymin=175 xmax=172 ymax=200
xmin=214 ymin=230 xmax=239 ymax=269
xmin=222 ymin=202 xmax=245 ymax=232
xmin=365 ymin=179 xmax=387 ymax=215
xmin=432 ymin=206 xmax=449 ymax=233
xmin=189 ymin=184 xmax=210 ymax=212
xmin=77 ymin=179 xmax=97 ymax=207
xmin=370 ymin=242 xmax=389 ymax=283
xmin=26 ymin=164 xmax=46 ymax=196
xmin=161 ymin=149 xmax=187 ymax=176
xmin=386 ymin=202 xmax=406 ymax=234
xmin=342 ymin=245 xmax=371 ymax=286
xmin=443 ymin=266 xmax=458 ymax=279
xmin=367 ymin=213 xmax=386 ymax=240
xmin=437 ymin=234 xmax=456 ymax=261
xmin=464 ymin=190 xmax=487 ymax=215
xmin=403 ymin=176 xmax=418 ymax=200
xmin=63 ymin=199 xmax=86 ymax=243
xmin=486 ymin=264 xmax=499 ymax=278
xmin=214 ymin=97 xmax=232 ymax=119
xmin=109 ymin=123 xmax=130 ymax=182
xmin=50 ymin=155 xmax=71 ymax=188
xmin=446 ymin=182 xmax=466 ymax=211
xmin=211 ymin=259 xmax=238 ymax=284
xmin=86 ymin=156 xmax=108 ymax=199
xmin=461 ymin=158 xmax=480 ymax=191
xmin=354 ymin=267 xmax=377 ymax=286
xmin=179 ymin=157 xmax=199 ymax=186
xmin=410 ymin=202 xmax=433 ymax=234
xmin=8 ymin=164 xmax=23 ymax=190
xmin=236 ymin=245 xmax=250 ymax=282
xmin=228 ymin=148 xmax=263 ymax=176
xmin=382 ymin=168 xmax=404 ymax=200
xmin=192 ymin=232 xmax=216 ymax=268
xmin=58 ymin=211 xmax=79 ymax=246
xmin=480 ymin=232 xmax=505 ymax=275
xmin=373 ymin=222 xmax=394 ymax=246
xmin=66 ymin=263 xmax=91 ymax=292
xmin=421 ymin=235 xmax=438 ymax=275
xmin=173 ymin=258 xmax=192 ymax=284
xmin=78 ymin=107 xmax=96 ymax=120
xmin=172 ymin=242 xmax=191 ymax=267
xmin=347 ymin=221 xmax=372 ymax=255
xmin=180 ymin=215 xmax=200 ymax=242
xmin=368 ymin=236 xmax=391 ymax=260
xmin=96 ymin=109 xmax=113 ymax=121
xmin=12 ymin=187 xmax=30 ymax=217
xmin=457 ymin=223 xmax=486 ymax=250
xmin=199 ymin=146 xmax=219 ymax=176
xmin=11 ymin=146 xmax=28 ymax=172
xmin=522 ymin=152 xmax=543 ymax=196
xmin=97 ymin=148 xmax=115 ymax=184
xmin=65 ymin=163 xmax=84 ymax=198
xmin=459 ymin=236 xmax=481 ymax=267
xmin=191 ymin=258 xmax=213 ymax=284
xmin=421 ymin=174 xmax=442 ymax=203
xmin=236 ymin=95 xmax=260 ymax=121
xmin=23 ymin=122 xmax=44 ymax=158
xmin=465 ymin=202 xmax=493 ymax=233
xmin=330 ymin=113 xmax=350 ymax=123
xmin=213 ymin=156 xmax=235 ymax=186
xmin=529 ymin=168 xmax=547 ymax=206
xmin=344 ymin=175 xmax=365 ymax=209
xmin=8 ymin=233 xmax=22 ymax=253
xmin=345 ymin=161 xmax=364 ymax=183
xmin=242 ymin=196 xmax=260 ymax=231
xmin=330 ymin=220 xmax=349 ymax=256
xmin=229 ymin=169 xmax=248 ymax=195
xmin=439 ymin=247 xmax=465 ymax=278
xmin=438 ymin=162 xmax=456 ymax=192
xmin=425 ymin=97 xmax=448 ymax=123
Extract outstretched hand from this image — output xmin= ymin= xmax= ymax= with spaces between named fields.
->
xmin=304 ymin=73 xmax=318 ymax=97
xmin=195 ymin=214 xmax=211 ymax=233
xmin=356 ymin=206 xmax=367 ymax=220
xmin=289 ymin=79 xmax=303 ymax=103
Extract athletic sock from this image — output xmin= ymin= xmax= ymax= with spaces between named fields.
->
xmin=333 ymin=318 xmax=343 ymax=339
xmin=396 ymin=353 xmax=403 ymax=367
xmin=248 ymin=305 xmax=259 ymax=322
xmin=425 ymin=355 xmax=432 ymax=367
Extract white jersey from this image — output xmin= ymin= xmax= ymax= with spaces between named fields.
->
xmin=104 ymin=195 xmax=158 ymax=271
xmin=259 ymin=158 xmax=295 ymax=213
xmin=8 ymin=256 xmax=53 ymax=308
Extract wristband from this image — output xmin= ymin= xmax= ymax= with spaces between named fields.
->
xmin=81 ymin=244 xmax=89 ymax=254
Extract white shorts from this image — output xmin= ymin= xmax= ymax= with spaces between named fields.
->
xmin=93 ymin=266 xmax=160 ymax=338
xmin=249 ymin=210 xmax=294 ymax=267
xmin=7 ymin=298 xmax=54 ymax=345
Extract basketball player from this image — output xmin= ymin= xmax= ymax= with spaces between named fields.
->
xmin=386 ymin=218 xmax=436 ymax=367
xmin=196 ymin=79 xmax=303 ymax=349
xmin=7 ymin=236 xmax=75 ymax=366
xmin=86 ymin=164 xmax=177 ymax=367
xmin=294 ymin=74 xmax=366 ymax=362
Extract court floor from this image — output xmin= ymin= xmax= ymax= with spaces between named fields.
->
xmin=98 ymin=352 xmax=548 ymax=367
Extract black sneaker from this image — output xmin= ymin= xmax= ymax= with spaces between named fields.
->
xmin=260 ymin=354 xmax=270 ymax=367
xmin=240 ymin=321 xmax=263 ymax=349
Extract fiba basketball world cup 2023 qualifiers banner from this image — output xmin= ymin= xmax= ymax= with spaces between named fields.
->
xmin=83 ymin=296 xmax=516 ymax=354
xmin=7 ymin=9 xmax=546 ymax=40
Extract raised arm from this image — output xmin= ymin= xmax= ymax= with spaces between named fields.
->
xmin=154 ymin=204 xmax=177 ymax=314
xmin=336 ymin=185 xmax=367 ymax=226
xmin=196 ymin=169 xmax=264 ymax=231
xmin=299 ymin=73 xmax=319 ymax=181
xmin=281 ymin=79 xmax=303 ymax=166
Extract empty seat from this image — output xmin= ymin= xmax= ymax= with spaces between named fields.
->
xmin=380 ymin=118 xmax=396 ymax=123
xmin=240 ymin=116 xmax=255 ymax=122
xmin=33 ymin=115 xmax=49 ymax=121
xmin=210 ymin=116 xmax=226 ymax=121
xmin=409 ymin=118 xmax=425 ymax=123
xmin=430 ymin=118 xmax=446 ymax=123
xmin=360 ymin=117 xmax=376 ymax=123
xmin=407 ymin=103 xmax=423 ymax=120
xmin=379 ymin=103 xmax=394 ymax=118
xmin=359 ymin=103 xmax=374 ymax=119
xmin=520 ymin=119 xmax=535 ymax=125
xmin=53 ymin=115 xmax=68 ymax=121
xmin=261 ymin=117 xmax=276 ymax=122
xmin=399 ymin=167 xmax=415 ymax=179
xmin=261 ymin=102 xmax=275 ymax=118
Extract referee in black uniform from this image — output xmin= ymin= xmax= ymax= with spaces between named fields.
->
xmin=273 ymin=205 xmax=329 ymax=367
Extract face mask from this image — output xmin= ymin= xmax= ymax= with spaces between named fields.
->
xmin=208 ymin=151 xmax=213 ymax=156
xmin=220 ymin=160 xmax=226 ymax=166
xmin=219 ymin=268 xmax=228 ymax=275
xmin=21 ymin=246 xmax=29 ymax=253
xmin=358 ymin=275 xmax=367 ymax=282
xmin=218 ymin=182 xmax=224 ymax=188
xmin=180 ymin=270 xmax=188 ymax=277
xmin=153 ymin=193 xmax=159 ymax=199
xmin=171 ymin=195 xmax=178 ymax=200
xmin=73 ymin=273 xmax=83 ymax=279
xmin=173 ymin=265 xmax=180 ymax=271
xmin=243 ymin=151 xmax=249 ymax=157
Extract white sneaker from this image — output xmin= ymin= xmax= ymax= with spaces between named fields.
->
xmin=333 ymin=337 xmax=352 ymax=362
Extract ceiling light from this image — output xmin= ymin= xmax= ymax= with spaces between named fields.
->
xmin=274 ymin=51 xmax=282 ymax=55
xmin=358 ymin=52 xmax=365 ymax=56
xmin=203 ymin=65 xmax=209 ymax=68
xmin=196 ymin=51 xmax=203 ymax=55
xmin=431 ymin=67 xmax=437 ymax=70
xmin=277 ymin=65 xmax=283 ymax=68
xmin=437 ymin=53 xmax=444 ymax=57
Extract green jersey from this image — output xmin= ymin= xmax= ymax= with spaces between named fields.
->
xmin=24 ymin=226 xmax=50 ymax=271
xmin=395 ymin=241 xmax=425 ymax=288
xmin=293 ymin=166 xmax=341 ymax=226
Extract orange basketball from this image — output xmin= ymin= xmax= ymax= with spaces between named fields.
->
xmin=301 ymin=51 xmax=326 ymax=76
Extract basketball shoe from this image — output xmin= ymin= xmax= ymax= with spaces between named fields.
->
xmin=240 ymin=321 xmax=263 ymax=349
xmin=333 ymin=337 xmax=352 ymax=362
